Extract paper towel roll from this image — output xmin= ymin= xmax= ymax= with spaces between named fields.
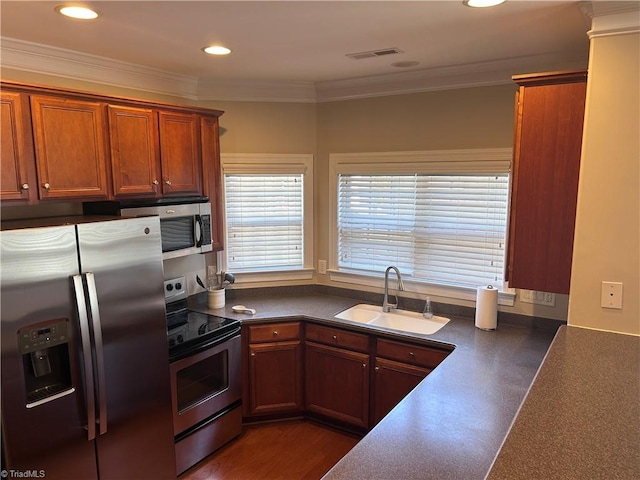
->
xmin=475 ymin=285 xmax=498 ymax=330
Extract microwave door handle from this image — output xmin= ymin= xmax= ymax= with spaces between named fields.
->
xmin=85 ymin=272 xmax=108 ymax=436
xmin=73 ymin=274 xmax=97 ymax=441
xmin=195 ymin=214 xmax=203 ymax=247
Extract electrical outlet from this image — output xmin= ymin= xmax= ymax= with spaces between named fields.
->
xmin=601 ymin=281 xmax=623 ymax=309
xmin=318 ymin=260 xmax=327 ymax=275
xmin=519 ymin=289 xmax=555 ymax=306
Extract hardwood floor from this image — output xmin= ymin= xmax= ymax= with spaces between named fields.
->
xmin=179 ymin=420 xmax=360 ymax=480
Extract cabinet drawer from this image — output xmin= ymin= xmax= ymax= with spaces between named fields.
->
xmin=376 ymin=338 xmax=449 ymax=369
xmin=249 ymin=322 xmax=300 ymax=343
xmin=305 ymin=323 xmax=369 ymax=353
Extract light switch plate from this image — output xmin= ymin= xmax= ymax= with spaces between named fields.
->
xmin=601 ymin=281 xmax=623 ymax=309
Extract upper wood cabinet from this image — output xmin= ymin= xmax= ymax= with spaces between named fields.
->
xmin=0 ymin=91 xmax=37 ymax=203
xmin=159 ymin=112 xmax=201 ymax=196
xmin=0 ymin=81 xmax=224 ymax=207
xmin=507 ymin=71 xmax=587 ymax=295
xmin=30 ymin=95 xmax=110 ymax=200
xmin=201 ymin=116 xmax=224 ymax=250
xmin=108 ymin=105 xmax=161 ymax=198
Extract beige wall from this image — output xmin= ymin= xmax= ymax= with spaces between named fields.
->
xmin=314 ymin=85 xmax=570 ymax=320
xmin=0 ymin=69 xmax=573 ymax=320
xmin=568 ymin=31 xmax=640 ymax=335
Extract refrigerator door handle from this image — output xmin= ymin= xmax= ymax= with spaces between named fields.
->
xmin=85 ymin=272 xmax=108 ymax=436
xmin=73 ymin=274 xmax=97 ymax=441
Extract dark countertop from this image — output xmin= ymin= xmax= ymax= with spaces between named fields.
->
xmin=190 ymin=289 xmax=558 ymax=479
xmin=487 ymin=326 xmax=640 ymax=479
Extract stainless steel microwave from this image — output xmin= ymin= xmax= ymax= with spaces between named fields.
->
xmin=120 ymin=202 xmax=212 ymax=260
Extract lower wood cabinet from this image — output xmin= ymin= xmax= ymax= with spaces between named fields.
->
xmin=372 ymin=338 xmax=450 ymax=425
xmin=244 ymin=322 xmax=303 ymax=417
xmin=243 ymin=319 xmax=451 ymax=433
xmin=305 ymin=341 xmax=370 ymax=429
xmin=372 ymin=358 xmax=430 ymax=425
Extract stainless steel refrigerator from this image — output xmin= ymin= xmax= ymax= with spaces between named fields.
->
xmin=1 ymin=216 xmax=176 ymax=479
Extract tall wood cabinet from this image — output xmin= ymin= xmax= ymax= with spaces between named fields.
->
xmin=507 ymin=70 xmax=587 ymax=294
xmin=0 ymin=91 xmax=37 ymax=203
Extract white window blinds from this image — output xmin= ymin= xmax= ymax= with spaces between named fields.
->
xmin=225 ymin=174 xmax=304 ymax=271
xmin=338 ymin=173 xmax=509 ymax=289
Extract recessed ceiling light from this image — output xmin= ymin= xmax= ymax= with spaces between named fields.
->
xmin=55 ymin=5 xmax=99 ymax=19
xmin=202 ymin=45 xmax=232 ymax=56
xmin=391 ymin=61 xmax=420 ymax=68
xmin=463 ymin=0 xmax=506 ymax=7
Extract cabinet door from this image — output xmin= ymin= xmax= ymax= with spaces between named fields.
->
xmin=108 ymin=105 xmax=161 ymax=198
xmin=30 ymin=95 xmax=110 ymax=200
xmin=305 ymin=341 xmax=369 ymax=428
xmin=201 ymin=116 xmax=223 ymax=250
xmin=372 ymin=357 xmax=431 ymax=425
xmin=1 ymin=91 xmax=37 ymax=203
xmin=159 ymin=112 xmax=201 ymax=196
xmin=248 ymin=340 xmax=303 ymax=415
xmin=508 ymin=73 xmax=587 ymax=294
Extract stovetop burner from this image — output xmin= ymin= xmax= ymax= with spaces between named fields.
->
xmin=167 ymin=303 xmax=240 ymax=361
xmin=164 ymin=277 xmax=240 ymax=361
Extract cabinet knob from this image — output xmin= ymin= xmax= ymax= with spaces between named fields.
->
xmin=43 ymin=183 xmax=50 ymax=190
xmin=374 ymin=366 xmax=380 ymax=371
xmin=153 ymin=180 xmax=159 ymax=186
xmin=21 ymin=183 xmax=29 ymax=190
xmin=332 ymin=335 xmax=338 ymax=341
xmin=273 ymin=331 xmax=278 ymax=337
xmin=362 ymin=363 xmax=367 ymax=368
xmin=250 ymin=352 xmax=255 ymax=357
xmin=165 ymin=180 xmax=172 ymax=186
xmin=409 ymin=352 xmax=415 ymax=357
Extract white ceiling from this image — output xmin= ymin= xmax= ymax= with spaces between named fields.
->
xmin=0 ymin=1 xmax=599 ymax=101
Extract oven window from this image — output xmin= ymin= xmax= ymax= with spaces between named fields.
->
xmin=160 ymin=217 xmax=195 ymax=252
xmin=175 ymin=351 xmax=229 ymax=413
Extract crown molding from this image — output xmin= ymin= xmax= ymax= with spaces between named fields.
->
xmin=581 ymin=1 xmax=640 ymax=38
xmin=314 ymin=53 xmax=589 ymax=102
xmin=0 ymin=37 xmax=199 ymax=99
xmin=1 ymin=36 xmax=587 ymax=103
xmin=196 ymin=78 xmax=316 ymax=103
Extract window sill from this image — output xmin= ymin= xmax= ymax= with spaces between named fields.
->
xmin=229 ymin=268 xmax=315 ymax=285
xmin=328 ymin=269 xmax=516 ymax=307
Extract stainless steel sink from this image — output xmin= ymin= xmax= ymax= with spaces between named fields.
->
xmin=335 ymin=304 xmax=450 ymax=335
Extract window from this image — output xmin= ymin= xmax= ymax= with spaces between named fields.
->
xmin=220 ymin=154 xmax=313 ymax=283
xmin=329 ymin=149 xmax=514 ymax=304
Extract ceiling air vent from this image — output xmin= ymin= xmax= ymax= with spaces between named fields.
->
xmin=346 ymin=47 xmax=404 ymax=60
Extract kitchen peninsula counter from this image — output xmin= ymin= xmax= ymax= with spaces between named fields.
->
xmin=187 ymin=289 xmax=638 ymax=479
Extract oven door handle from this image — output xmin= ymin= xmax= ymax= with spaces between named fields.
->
xmin=198 ymin=326 xmax=241 ymax=351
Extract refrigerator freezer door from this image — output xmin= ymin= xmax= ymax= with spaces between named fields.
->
xmin=76 ymin=216 xmax=176 ymax=479
xmin=1 ymin=226 xmax=99 ymax=479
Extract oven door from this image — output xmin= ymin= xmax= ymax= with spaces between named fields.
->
xmin=169 ymin=329 xmax=241 ymax=435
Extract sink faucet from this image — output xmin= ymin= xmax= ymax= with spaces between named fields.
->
xmin=383 ymin=266 xmax=405 ymax=312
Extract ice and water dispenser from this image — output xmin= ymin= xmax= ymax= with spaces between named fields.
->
xmin=18 ymin=318 xmax=74 ymax=407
